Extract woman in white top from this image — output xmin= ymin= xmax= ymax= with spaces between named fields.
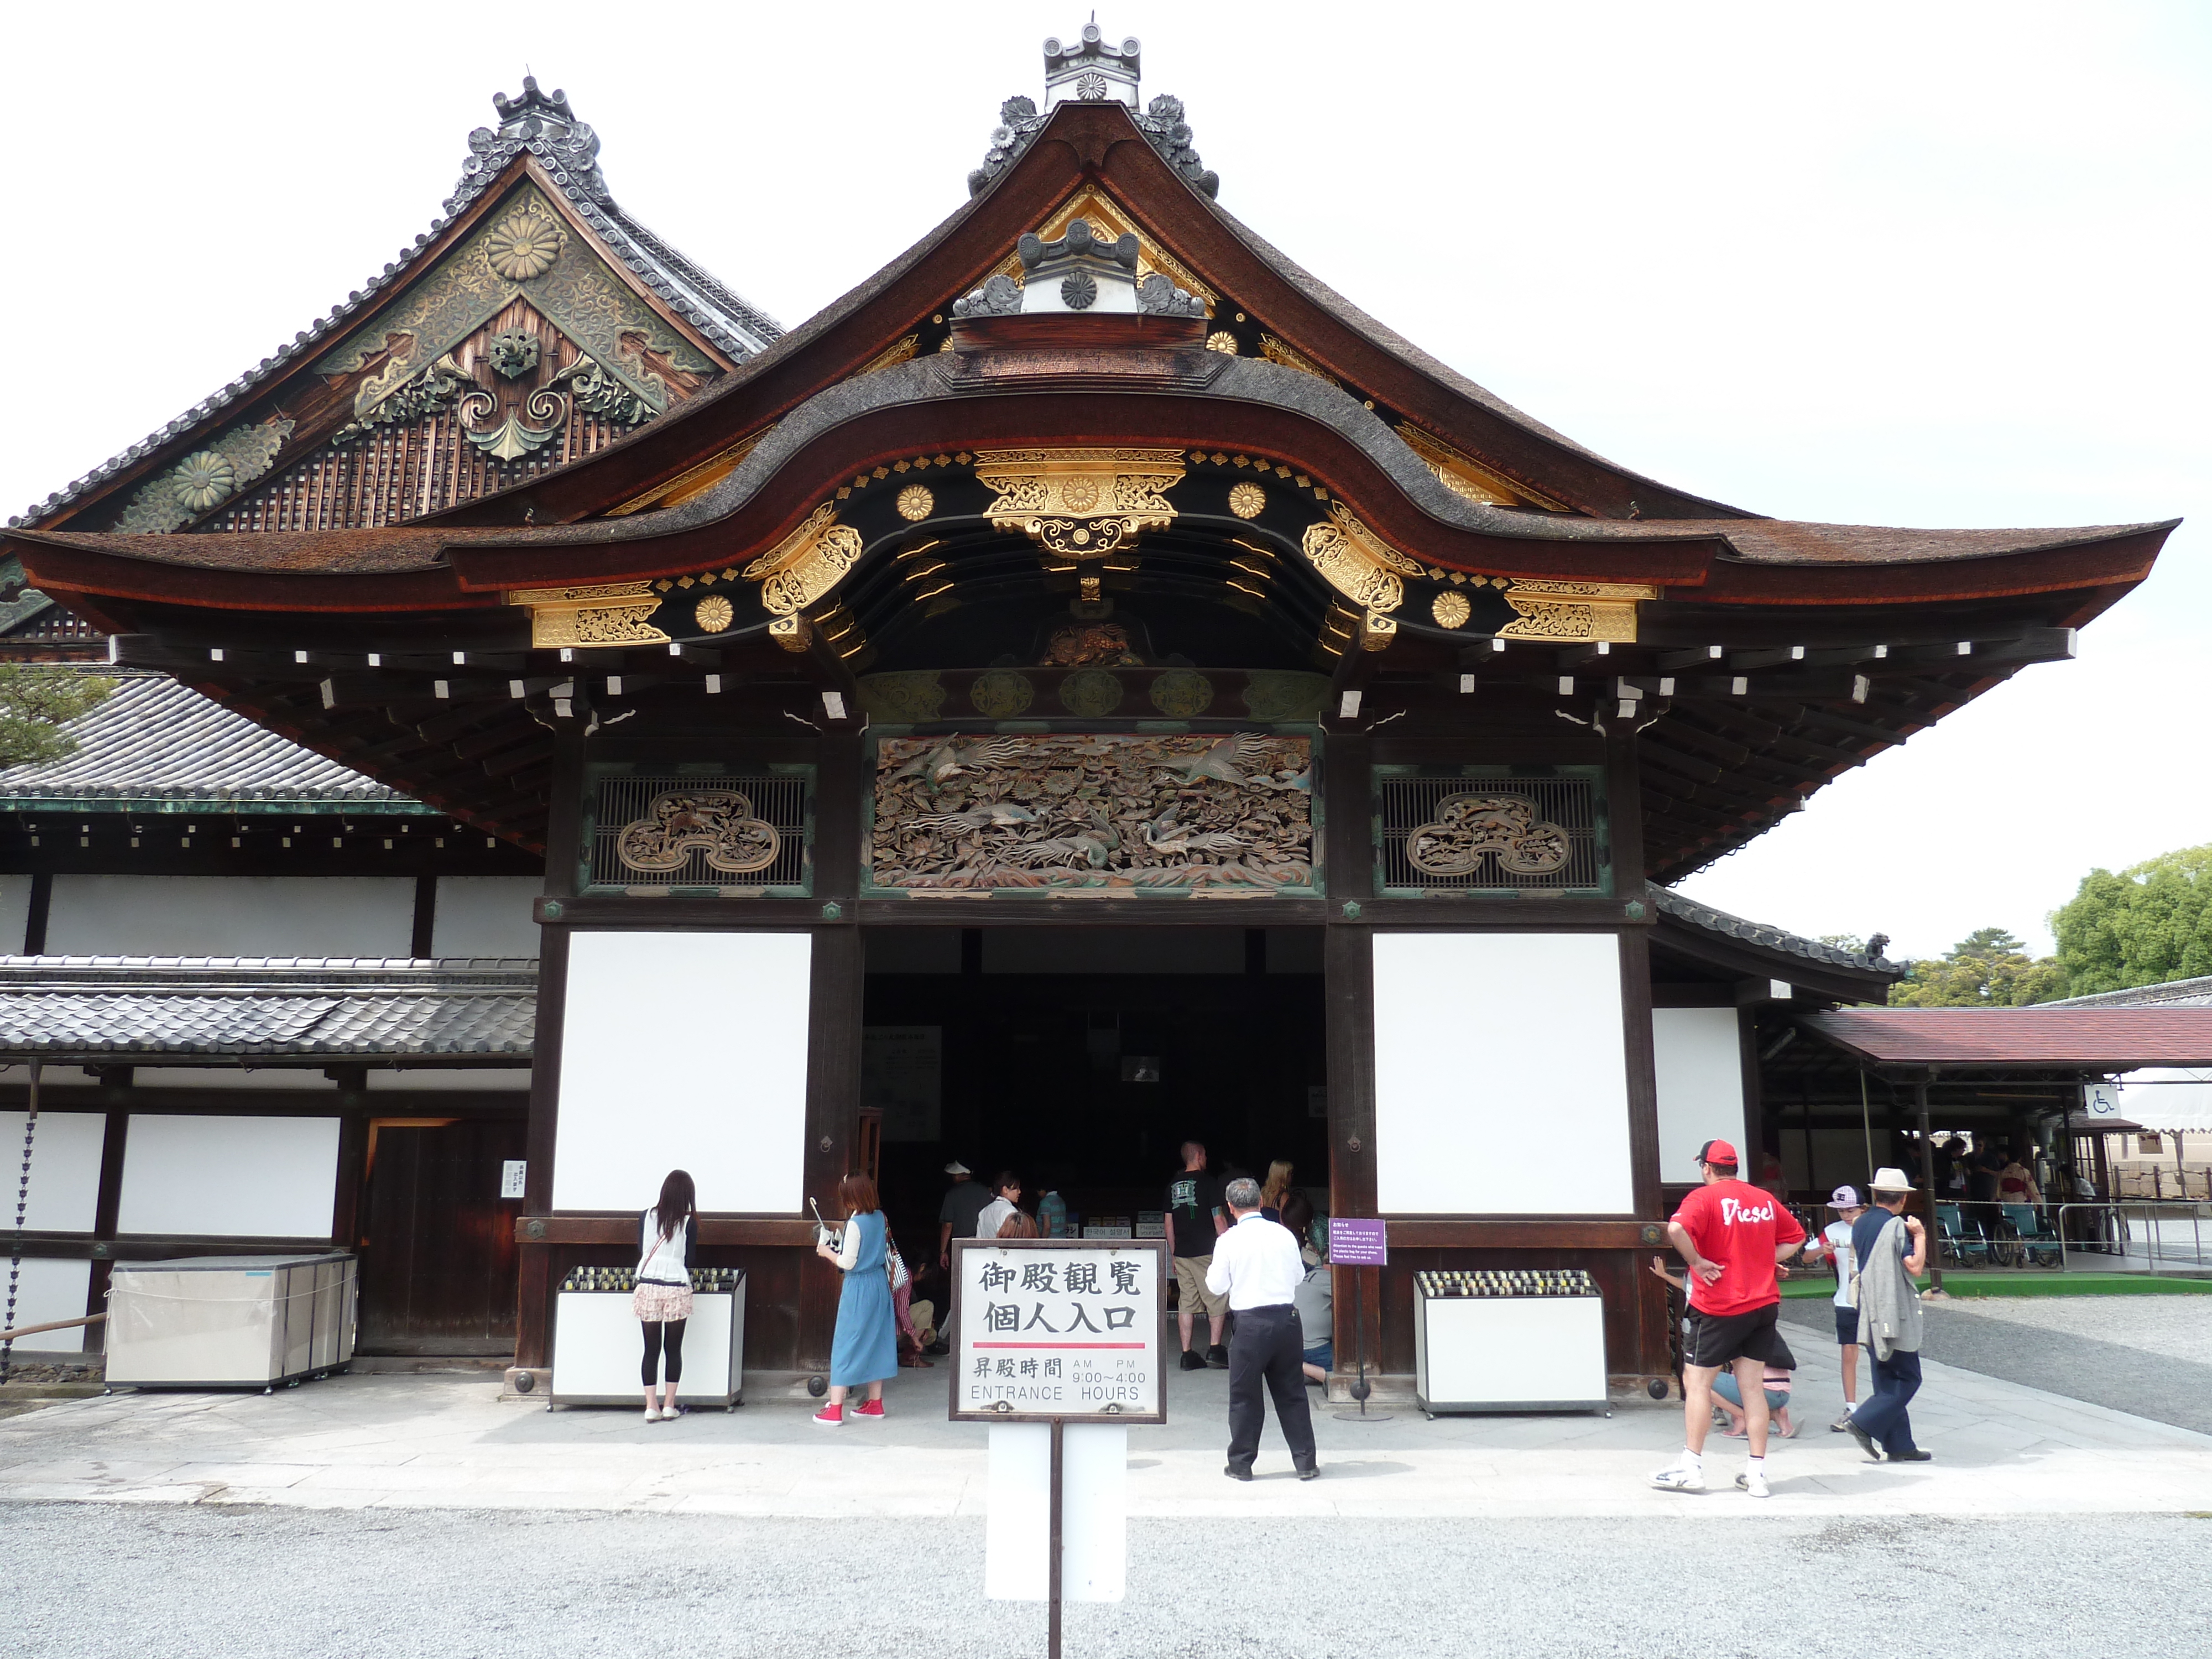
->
xmin=634 ymin=1169 xmax=698 ymax=1423
xmin=973 ymin=1170 xmax=1024 ymax=1239
xmin=1801 ymin=1183 xmax=1866 ymax=1432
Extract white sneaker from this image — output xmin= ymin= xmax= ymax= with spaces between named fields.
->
xmin=1650 ymin=1461 xmax=1705 ymax=1492
xmin=643 ymin=1407 xmax=663 ymax=1423
xmin=1736 ymin=1468 xmax=1770 ymax=1499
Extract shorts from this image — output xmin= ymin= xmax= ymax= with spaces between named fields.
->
xmin=1175 ymin=1255 xmax=1228 ymax=1321
xmin=1834 ymin=1305 xmax=1860 ymax=1347
xmin=632 ymin=1281 xmax=692 ymax=1323
xmin=1303 ymin=1340 xmax=1333 ymax=1372
xmin=1684 ymin=1301 xmax=1790 ymax=1370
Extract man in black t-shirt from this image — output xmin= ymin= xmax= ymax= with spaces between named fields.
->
xmin=1167 ymin=1141 xmax=1229 ymax=1370
xmin=930 ymin=1160 xmax=990 ymax=1356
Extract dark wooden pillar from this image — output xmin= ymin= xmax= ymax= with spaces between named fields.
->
xmin=797 ymin=730 xmax=865 ymax=1371
xmin=80 ymin=1107 xmax=129 ymax=1351
xmin=1321 ymin=729 xmax=1379 ymax=1386
xmin=515 ymin=725 xmax=587 ymax=1370
xmin=1612 ymin=729 xmax=1668 ymax=1380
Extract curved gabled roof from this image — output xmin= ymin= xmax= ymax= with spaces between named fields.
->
xmin=11 ymin=78 xmax=781 ymax=533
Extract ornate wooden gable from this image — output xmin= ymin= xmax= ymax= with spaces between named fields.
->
xmin=22 ymin=80 xmax=778 ymax=541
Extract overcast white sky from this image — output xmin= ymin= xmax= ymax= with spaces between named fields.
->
xmin=4 ymin=2 xmax=2204 ymax=958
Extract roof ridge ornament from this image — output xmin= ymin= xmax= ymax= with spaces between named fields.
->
xmin=455 ymin=74 xmax=609 ymax=213
xmin=968 ymin=28 xmax=1218 ymax=200
xmin=953 ymin=219 xmax=1204 ymax=318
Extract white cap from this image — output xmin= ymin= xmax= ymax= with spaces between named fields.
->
xmin=1869 ymin=1166 xmax=1916 ymax=1193
xmin=943 ymin=1160 xmax=972 ymax=1176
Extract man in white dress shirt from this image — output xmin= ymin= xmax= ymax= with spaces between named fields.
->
xmin=1205 ymin=1176 xmax=1319 ymax=1481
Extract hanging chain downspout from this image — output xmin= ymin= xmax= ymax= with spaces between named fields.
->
xmin=2 ymin=1058 xmax=41 ymax=1385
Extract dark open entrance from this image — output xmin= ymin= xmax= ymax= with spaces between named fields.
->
xmin=862 ymin=926 xmax=1328 ymax=1270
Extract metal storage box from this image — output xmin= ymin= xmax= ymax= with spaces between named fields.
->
xmin=1413 ymin=1270 xmax=1609 ymax=1416
xmin=107 ymin=1253 xmax=357 ymax=1390
xmin=549 ymin=1269 xmax=746 ymax=1409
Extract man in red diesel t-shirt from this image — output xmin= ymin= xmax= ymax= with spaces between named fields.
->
xmin=1651 ymin=1138 xmax=1806 ymax=1499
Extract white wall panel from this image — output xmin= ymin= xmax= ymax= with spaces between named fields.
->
xmin=0 ymin=873 xmax=30 ymax=953
xmin=555 ymin=932 xmax=812 ymax=1213
xmin=0 ymin=1111 xmax=105 ymax=1231
xmin=117 ymin=1114 xmax=340 ymax=1238
xmin=3 ymin=1259 xmax=91 ymax=1352
xmin=431 ymin=877 xmax=544 ymax=959
xmin=1652 ymin=1008 xmax=1748 ymax=1184
xmin=47 ymin=876 xmax=413 ymax=958
xmin=364 ymin=1068 xmax=532 ymax=1093
xmin=1373 ymin=932 xmax=1634 ymax=1215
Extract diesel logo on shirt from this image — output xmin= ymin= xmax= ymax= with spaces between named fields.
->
xmin=1719 ymin=1198 xmax=1777 ymax=1225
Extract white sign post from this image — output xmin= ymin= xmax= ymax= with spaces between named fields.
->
xmin=952 ymin=1237 xmax=1165 ymax=1658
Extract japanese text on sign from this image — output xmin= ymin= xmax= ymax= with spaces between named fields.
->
xmin=952 ymin=1241 xmax=1164 ymax=1423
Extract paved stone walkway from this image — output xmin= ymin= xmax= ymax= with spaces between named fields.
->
xmin=2 ymin=1345 xmax=2206 ymax=1519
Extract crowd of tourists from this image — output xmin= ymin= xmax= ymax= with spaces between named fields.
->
xmin=1650 ymin=1139 xmax=1931 ymax=1498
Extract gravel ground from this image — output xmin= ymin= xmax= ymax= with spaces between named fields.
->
xmin=1779 ymin=1292 xmax=2212 ymax=1435
xmin=8 ymin=1504 xmax=2210 ymax=1659
xmin=1934 ymin=1293 xmax=2212 ymax=1365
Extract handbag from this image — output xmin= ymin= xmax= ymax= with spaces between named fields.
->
xmin=886 ymin=1232 xmax=910 ymax=1293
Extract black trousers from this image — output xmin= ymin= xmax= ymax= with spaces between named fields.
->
xmin=641 ymin=1318 xmax=687 ymax=1387
xmin=1226 ymin=1303 xmax=1317 ymax=1472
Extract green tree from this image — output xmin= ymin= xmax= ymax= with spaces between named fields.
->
xmin=1888 ymin=926 xmax=2067 ymax=1007
xmin=2049 ymin=844 xmax=2212 ymax=994
xmin=0 ymin=664 xmax=114 ymax=769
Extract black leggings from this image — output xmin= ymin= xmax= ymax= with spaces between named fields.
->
xmin=641 ymin=1318 xmax=687 ymax=1387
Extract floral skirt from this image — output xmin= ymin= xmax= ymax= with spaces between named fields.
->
xmin=632 ymin=1281 xmax=693 ymax=1323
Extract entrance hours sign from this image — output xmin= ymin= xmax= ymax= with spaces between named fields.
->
xmin=949 ymin=1239 xmax=1168 ymax=1425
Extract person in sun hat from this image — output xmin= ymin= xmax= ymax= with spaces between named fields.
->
xmin=1650 ymin=1138 xmax=1807 ymax=1500
xmin=1801 ymin=1183 xmax=1871 ymax=1431
xmin=1841 ymin=1167 xmax=1933 ymax=1465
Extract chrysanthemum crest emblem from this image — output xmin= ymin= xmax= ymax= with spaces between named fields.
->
xmin=172 ymin=451 xmax=237 ymax=513
xmin=483 ymin=206 xmax=566 ymax=281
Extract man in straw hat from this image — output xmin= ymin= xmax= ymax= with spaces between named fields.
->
xmin=1843 ymin=1166 xmax=1933 ymax=1463
xmin=1650 ymin=1139 xmax=1806 ymax=1499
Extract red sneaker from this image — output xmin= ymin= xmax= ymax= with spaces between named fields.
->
xmin=855 ymin=1399 xmax=885 ymax=1419
xmin=812 ymin=1404 xmax=844 ymax=1427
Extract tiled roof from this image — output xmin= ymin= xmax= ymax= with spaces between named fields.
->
xmin=12 ymin=79 xmax=780 ymax=529
xmin=1801 ymin=1008 xmax=2212 ymax=1068
xmin=0 ymin=673 xmax=429 ymax=811
xmin=2041 ymin=975 xmax=2212 ymax=1010
xmin=1653 ymin=888 xmax=1901 ymax=975
xmin=0 ymin=956 xmax=535 ymax=1060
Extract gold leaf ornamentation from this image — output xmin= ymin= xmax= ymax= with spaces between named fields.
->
xmin=1496 ymin=580 xmax=1645 ymax=643
xmin=483 ymin=205 xmax=567 ymax=281
xmin=695 ymin=594 xmax=734 ymax=633
xmin=1206 ymin=331 xmax=1239 ymax=355
xmin=508 ymin=581 xmax=670 ymax=648
xmin=896 ymin=484 xmax=935 ymax=521
xmin=1431 ymin=591 xmax=1472 ymax=629
xmin=972 ymin=447 xmax=1185 ymax=557
xmin=742 ymin=504 xmax=866 ymax=616
xmin=1298 ymin=504 xmax=1419 ymax=613
xmin=1227 ymin=482 xmax=1266 ymax=519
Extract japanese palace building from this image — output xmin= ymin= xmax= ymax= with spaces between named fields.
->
xmin=0 ymin=32 xmax=2176 ymax=1388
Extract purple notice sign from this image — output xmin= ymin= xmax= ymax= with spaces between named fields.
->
xmin=1328 ymin=1217 xmax=1388 ymax=1266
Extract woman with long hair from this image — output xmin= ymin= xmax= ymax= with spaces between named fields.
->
xmin=1259 ymin=1160 xmax=1295 ymax=1223
xmin=813 ymin=1172 xmax=898 ymax=1426
xmin=635 ymin=1169 xmax=697 ymax=1423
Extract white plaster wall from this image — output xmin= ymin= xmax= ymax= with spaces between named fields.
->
xmin=116 ymin=1114 xmax=340 ymax=1238
xmin=3 ymin=1259 xmax=91 ymax=1352
xmin=1652 ymin=1008 xmax=1749 ymax=1185
xmin=431 ymin=877 xmax=544 ymax=958
xmin=45 ymin=877 xmax=414 ymax=957
xmin=1373 ymin=932 xmax=1634 ymax=1215
xmin=0 ymin=874 xmax=31 ymax=953
xmin=0 ymin=1111 xmax=105 ymax=1230
xmin=555 ymin=932 xmax=812 ymax=1213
